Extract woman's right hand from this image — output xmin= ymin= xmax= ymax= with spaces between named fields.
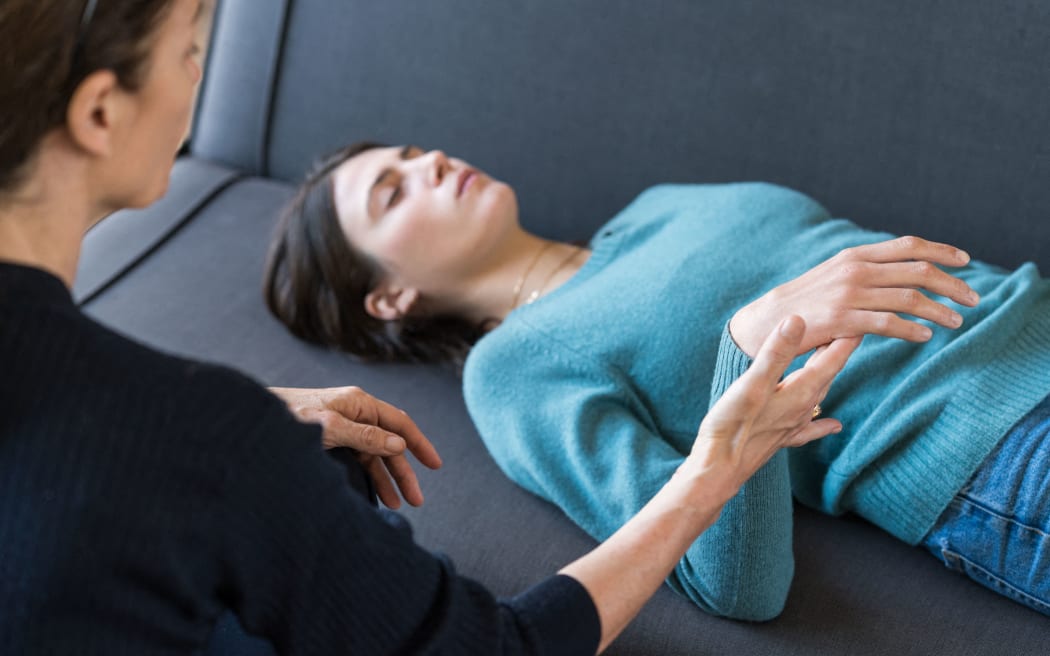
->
xmin=682 ymin=315 xmax=860 ymax=496
xmin=561 ymin=316 xmax=857 ymax=652
xmin=728 ymin=236 xmax=980 ymax=358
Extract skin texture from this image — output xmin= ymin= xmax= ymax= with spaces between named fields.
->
xmin=332 ymin=145 xmax=588 ymax=325
xmin=268 ymin=386 xmax=442 ymax=508
xmin=729 ymin=236 xmax=980 ymax=358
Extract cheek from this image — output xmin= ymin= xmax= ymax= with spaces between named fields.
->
xmin=157 ymin=62 xmax=199 ymax=142
xmin=380 ymin=210 xmax=433 ymax=262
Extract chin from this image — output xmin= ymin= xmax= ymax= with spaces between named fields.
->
xmin=487 ymin=182 xmax=518 ymax=217
xmin=127 ymin=176 xmax=171 ymax=210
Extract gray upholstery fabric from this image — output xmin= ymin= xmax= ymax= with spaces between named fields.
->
xmin=190 ymin=0 xmax=289 ymax=174
xmin=80 ymin=163 xmax=1050 ymax=654
xmin=74 ymin=0 xmax=1050 ymax=652
xmin=74 ymin=158 xmax=240 ymax=304
xmin=257 ymin=0 xmax=1050 ymax=270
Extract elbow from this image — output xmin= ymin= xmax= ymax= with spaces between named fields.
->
xmin=670 ymin=563 xmax=791 ymax=622
xmin=715 ymin=590 xmax=788 ymax=622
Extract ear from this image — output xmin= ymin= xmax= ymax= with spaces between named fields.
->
xmin=364 ymin=283 xmax=420 ymax=321
xmin=65 ymin=70 xmax=124 ymax=158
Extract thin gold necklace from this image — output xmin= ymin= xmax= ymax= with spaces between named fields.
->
xmin=510 ymin=241 xmax=554 ymax=311
xmin=522 ymin=245 xmax=583 ymax=306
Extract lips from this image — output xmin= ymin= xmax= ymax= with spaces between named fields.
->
xmin=456 ymin=169 xmax=477 ymax=197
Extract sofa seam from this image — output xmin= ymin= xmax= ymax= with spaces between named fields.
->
xmin=259 ymin=0 xmax=293 ymax=179
xmin=76 ymin=172 xmax=245 ymax=308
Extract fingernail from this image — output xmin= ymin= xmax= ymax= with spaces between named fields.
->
xmin=950 ymin=312 xmax=963 ymax=327
xmin=956 ymin=249 xmax=970 ymax=264
xmin=919 ymin=326 xmax=933 ymax=339
xmin=833 ymin=424 xmax=843 ymax=434
xmin=968 ymin=291 xmax=980 ymax=304
xmin=385 ymin=436 xmax=405 ymax=451
xmin=780 ymin=316 xmax=803 ymax=339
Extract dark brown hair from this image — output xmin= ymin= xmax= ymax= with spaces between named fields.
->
xmin=263 ymin=142 xmax=486 ymax=367
xmin=0 ymin=0 xmax=174 ymax=193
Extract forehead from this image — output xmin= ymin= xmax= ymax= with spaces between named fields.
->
xmin=170 ymin=0 xmax=204 ymax=27
xmin=155 ymin=0 xmax=204 ymax=40
xmin=332 ymin=146 xmax=404 ymax=225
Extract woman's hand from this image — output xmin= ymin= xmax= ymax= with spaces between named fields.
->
xmin=729 ymin=236 xmax=980 ymax=358
xmin=562 ymin=316 xmax=856 ymax=652
xmin=683 ymin=316 xmax=860 ymax=496
xmin=269 ymin=386 xmax=442 ymax=508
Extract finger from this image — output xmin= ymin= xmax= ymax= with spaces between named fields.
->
xmin=776 ymin=342 xmax=856 ymax=430
xmin=365 ymin=456 xmax=402 ymax=509
xmin=786 ymin=336 xmax=861 ymax=392
xmin=840 ymin=310 xmax=936 ymax=343
xmin=784 ymin=418 xmax=843 ymax=447
xmin=864 ymin=262 xmax=979 ymax=307
xmin=743 ymin=315 xmax=807 ymax=394
xmin=371 ymin=397 xmax=443 ymax=470
xmin=323 ymin=413 xmax=407 ymax=455
xmin=382 ymin=454 xmax=425 ymax=507
xmin=848 ymin=236 xmax=970 ymax=267
xmin=807 ymin=336 xmax=861 ymax=372
xmin=862 ymin=288 xmax=964 ymax=329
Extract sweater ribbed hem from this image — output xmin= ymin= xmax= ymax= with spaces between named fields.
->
xmin=709 ymin=324 xmax=754 ymax=408
xmin=846 ymin=300 xmax=1050 ymax=544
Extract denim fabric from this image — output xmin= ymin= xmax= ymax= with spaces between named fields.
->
xmin=923 ymin=394 xmax=1050 ymax=616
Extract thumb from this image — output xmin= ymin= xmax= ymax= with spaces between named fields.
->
xmin=746 ymin=315 xmax=806 ymax=389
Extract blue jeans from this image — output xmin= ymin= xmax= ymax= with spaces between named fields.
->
xmin=922 ymin=394 xmax=1050 ymax=616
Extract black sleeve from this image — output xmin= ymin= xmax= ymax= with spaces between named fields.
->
xmin=213 ymin=389 xmax=600 ymax=656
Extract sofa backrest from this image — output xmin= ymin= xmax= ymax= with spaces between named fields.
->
xmin=192 ymin=0 xmax=1050 ymax=270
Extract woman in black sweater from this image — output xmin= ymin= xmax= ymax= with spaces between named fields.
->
xmin=0 ymin=1 xmax=855 ymax=653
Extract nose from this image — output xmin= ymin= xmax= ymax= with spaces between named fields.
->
xmin=424 ymin=150 xmax=451 ymax=187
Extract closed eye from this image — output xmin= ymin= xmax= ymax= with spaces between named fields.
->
xmin=369 ymin=145 xmax=423 ymax=219
xmin=387 ymin=184 xmax=402 ymax=209
xmin=384 ymin=146 xmax=423 ymax=210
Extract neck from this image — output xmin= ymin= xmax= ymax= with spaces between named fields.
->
xmin=0 ymin=148 xmax=102 ymax=289
xmin=449 ymin=228 xmax=589 ymax=325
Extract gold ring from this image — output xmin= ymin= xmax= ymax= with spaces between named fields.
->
xmin=811 ymin=404 xmax=822 ymax=419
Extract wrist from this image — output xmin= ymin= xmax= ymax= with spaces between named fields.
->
xmin=664 ymin=452 xmax=741 ymax=518
xmin=729 ymin=305 xmax=761 ymax=358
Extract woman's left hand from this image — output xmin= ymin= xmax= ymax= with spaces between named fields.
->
xmin=687 ymin=318 xmax=861 ymax=495
xmin=269 ymin=386 xmax=442 ymax=508
xmin=729 ymin=236 xmax=980 ymax=358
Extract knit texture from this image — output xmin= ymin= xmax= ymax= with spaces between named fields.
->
xmin=0 ymin=263 xmax=599 ymax=655
xmin=463 ymin=182 xmax=1050 ymax=619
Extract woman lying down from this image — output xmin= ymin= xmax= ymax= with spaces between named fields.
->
xmin=263 ymin=143 xmax=1050 ymax=620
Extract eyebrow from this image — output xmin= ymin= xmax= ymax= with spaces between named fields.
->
xmin=366 ymin=145 xmax=416 ymax=219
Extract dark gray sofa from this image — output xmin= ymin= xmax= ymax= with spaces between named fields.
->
xmin=75 ymin=1 xmax=1050 ymax=653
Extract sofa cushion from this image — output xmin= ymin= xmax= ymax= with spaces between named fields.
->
xmin=77 ymin=159 xmax=1050 ymax=654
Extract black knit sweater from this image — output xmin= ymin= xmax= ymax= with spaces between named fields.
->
xmin=0 ymin=262 xmax=599 ymax=655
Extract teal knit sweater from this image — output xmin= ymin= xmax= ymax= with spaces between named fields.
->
xmin=463 ymin=183 xmax=1050 ymax=620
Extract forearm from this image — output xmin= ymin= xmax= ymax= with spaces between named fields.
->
xmin=559 ymin=469 xmax=735 ymax=653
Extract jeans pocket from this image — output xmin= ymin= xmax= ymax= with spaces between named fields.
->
xmin=941 ymin=547 xmax=1050 ymax=617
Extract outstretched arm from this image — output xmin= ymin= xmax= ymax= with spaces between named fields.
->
xmin=467 ymin=318 xmax=834 ymax=621
xmin=561 ymin=316 xmax=858 ymax=652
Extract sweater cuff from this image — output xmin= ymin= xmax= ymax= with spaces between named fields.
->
xmin=508 ymin=574 xmax=600 ymax=655
xmin=709 ymin=322 xmax=754 ymax=409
